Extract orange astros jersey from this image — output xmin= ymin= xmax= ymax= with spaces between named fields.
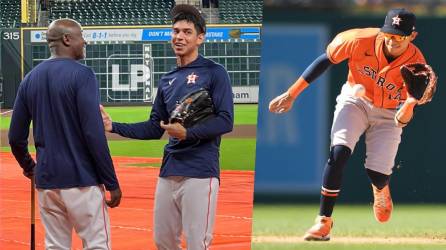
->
xmin=326 ymin=28 xmax=426 ymax=109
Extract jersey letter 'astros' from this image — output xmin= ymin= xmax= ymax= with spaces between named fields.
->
xmin=326 ymin=28 xmax=426 ymax=109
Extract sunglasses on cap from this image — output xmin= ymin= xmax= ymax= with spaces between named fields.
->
xmin=382 ymin=32 xmax=410 ymax=42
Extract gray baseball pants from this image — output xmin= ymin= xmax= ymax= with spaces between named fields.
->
xmin=153 ymin=176 xmax=219 ymax=250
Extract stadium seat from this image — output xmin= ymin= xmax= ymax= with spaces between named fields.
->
xmin=219 ymin=0 xmax=262 ymax=24
xmin=2 ymin=0 xmax=261 ymax=28
xmin=47 ymin=0 xmax=175 ymax=26
xmin=0 ymin=0 xmax=21 ymax=28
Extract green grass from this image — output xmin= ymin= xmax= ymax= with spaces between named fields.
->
xmin=252 ymin=243 xmax=445 ymax=250
xmin=0 ymin=104 xmax=257 ymax=130
xmin=220 ymin=138 xmax=256 ymax=170
xmin=1 ymin=104 xmax=256 ymax=170
xmin=102 ymin=104 xmax=257 ymax=125
xmin=104 ymin=106 xmax=152 ymax=124
xmin=252 ymin=204 xmax=446 ymax=250
xmin=107 ymin=140 xmax=166 ymax=157
xmin=107 ymin=138 xmax=255 ymax=171
xmin=1 ymin=146 xmax=18 ymax=152
xmin=0 ymin=116 xmax=11 ymax=129
xmin=1 ymin=138 xmax=256 ymax=171
xmin=232 ymin=104 xmax=258 ymax=124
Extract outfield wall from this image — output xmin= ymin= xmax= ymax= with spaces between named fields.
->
xmin=1 ymin=25 xmax=261 ymax=108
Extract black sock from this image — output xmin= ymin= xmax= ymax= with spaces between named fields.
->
xmin=319 ymin=145 xmax=351 ymax=217
xmin=366 ymin=168 xmax=390 ymax=190
xmin=320 ymin=195 xmax=337 ymax=217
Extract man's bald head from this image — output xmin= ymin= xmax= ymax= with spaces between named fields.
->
xmin=47 ymin=18 xmax=86 ymax=60
xmin=47 ymin=19 xmax=82 ymax=44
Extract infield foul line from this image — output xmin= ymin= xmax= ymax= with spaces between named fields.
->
xmin=217 ymin=214 xmax=252 ymax=220
xmin=1 ymin=198 xmax=252 ymax=221
xmin=0 ymin=238 xmax=44 ymax=247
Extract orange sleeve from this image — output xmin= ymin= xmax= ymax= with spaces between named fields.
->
xmin=287 ymin=77 xmax=309 ymax=99
xmin=326 ymin=29 xmax=358 ymax=64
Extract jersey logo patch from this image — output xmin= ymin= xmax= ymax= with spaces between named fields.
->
xmin=187 ymin=73 xmax=199 ymax=85
xmin=168 ymin=78 xmax=176 ymax=85
xmin=392 ymin=15 xmax=402 ymax=26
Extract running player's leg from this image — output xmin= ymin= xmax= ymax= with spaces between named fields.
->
xmin=64 ymin=186 xmax=111 ymax=250
xmin=365 ymin=107 xmax=402 ymax=222
xmin=323 ymin=96 xmax=369 ymax=215
xmin=154 ymin=177 xmax=182 ymax=250
xmin=319 ymin=145 xmax=351 ymax=217
xmin=305 ymin=96 xmax=368 ymax=241
xmin=364 ymin=107 xmax=402 ymax=176
xmin=181 ymin=177 xmax=219 ymax=249
xmin=366 ymin=168 xmax=390 ymax=189
xmin=37 ymin=189 xmax=73 ymax=250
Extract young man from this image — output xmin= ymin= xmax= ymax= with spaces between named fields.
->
xmin=9 ymin=19 xmax=122 ymax=249
xmin=101 ymin=4 xmax=233 ymax=249
xmin=269 ymin=8 xmax=429 ymax=241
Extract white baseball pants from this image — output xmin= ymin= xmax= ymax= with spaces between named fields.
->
xmin=37 ymin=185 xmax=111 ymax=250
xmin=153 ymin=176 xmax=219 ymax=250
xmin=331 ymin=83 xmax=403 ymax=175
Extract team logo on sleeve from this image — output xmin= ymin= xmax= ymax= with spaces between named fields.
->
xmin=392 ymin=15 xmax=402 ymax=26
xmin=187 ymin=73 xmax=199 ymax=85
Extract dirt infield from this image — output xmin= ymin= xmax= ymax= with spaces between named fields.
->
xmin=0 ymin=152 xmax=254 ymax=250
xmin=253 ymin=236 xmax=446 ymax=245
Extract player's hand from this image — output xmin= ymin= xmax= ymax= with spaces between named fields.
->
xmin=269 ymin=91 xmax=295 ymax=114
xmin=106 ymin=187 xmax=122 ymax=208
xmin=100 ymin=105 xmax=113 ymax=132
xmin=160 ymin=121 xmax=187 ymax=140
xmin=22 ymin=168 xmax=34 ymax=179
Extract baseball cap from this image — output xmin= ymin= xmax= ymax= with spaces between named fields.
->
xmin=381 ymin=8 xmax=416 ymax=36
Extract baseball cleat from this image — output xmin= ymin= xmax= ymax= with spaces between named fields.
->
xmin=372 ymin=184 xmax=393 ymax=223
xmin=303 ymin=215 xmax=333 ymax=241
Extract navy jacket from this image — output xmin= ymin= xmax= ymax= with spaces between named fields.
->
xmin=9 ymin=58 xmax=119 ymax=191
xmin=112 ymin=55 xmax=234 ymax=178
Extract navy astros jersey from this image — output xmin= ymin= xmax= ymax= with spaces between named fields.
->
xmin=112 ymin=55 xmax=234 ymax=179
xmin=9 ymin=58 xmax=119 ymax=190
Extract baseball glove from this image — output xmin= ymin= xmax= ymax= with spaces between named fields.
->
xmin=169 ymin=88 xmax=215 ymax=128
xmin=400 ymin=63 xmax=437 ymax=105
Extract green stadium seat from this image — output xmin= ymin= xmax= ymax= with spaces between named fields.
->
xmin=46 ymin=0 xmax=174 ymax=26
xmin=219 ymin=0 xmax=262 ymax=24
xmin=0 ymin=0 xmax=21 ymax=28
xmin=3 ymin=0 xmax=261 ymax=27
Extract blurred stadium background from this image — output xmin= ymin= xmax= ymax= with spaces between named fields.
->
xmin=0 ymin=1 xmax=261 ymax=249
xmin=0 ymin=0 xmax=262 ymax=108
xmin=253 ymin=1 xmax=446 ymax=249
xmin=0 ymin=0 xmax=261 ymax=168
xmin=0 ymin=0 xmax=262 ymax=184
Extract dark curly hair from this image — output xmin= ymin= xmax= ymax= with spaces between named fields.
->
xmin=171 ymin=4 xmax=206 ymax=34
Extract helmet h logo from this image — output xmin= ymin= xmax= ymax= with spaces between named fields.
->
xmin=187 ymin=72 xmax=199 ymax=85
xmin=392 ymin=15 xmax=402 ymax=26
